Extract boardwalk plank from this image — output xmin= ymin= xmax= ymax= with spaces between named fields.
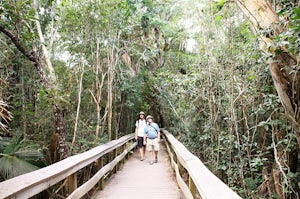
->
xmin=94 ymin=141 xmax=184 ymax=199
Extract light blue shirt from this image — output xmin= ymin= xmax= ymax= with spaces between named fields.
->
xmin=144 ymin=123 xmax=160 ymax=139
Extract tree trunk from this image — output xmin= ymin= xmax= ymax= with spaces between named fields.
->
xmin=53 ymin=104 xmax=68 ymax=160
xmin=33 ymin=0 xmax=69 ymax=160
xmin=71 ymin=59 xmax=84 ymax=149
xmin=95 ymin=39 xmax=101 ymax=138
xmin=234 ymin=0 xmax=300 ymax=145
xmin=154 ymin=27 xmax=164 ymax=67
xmin=92 ymin=39 xmax=106 ymax=137
xmin=0 ymin=25 xmax=69 ymax=160
xmin=115 ymin=93 xmax=126 ymax=138
xmin=273 ymin=168 xmax=283 ymax=199
xmin=235 ymin=0 xmax=300 ymax=197
xmin=21 ymin=67 xmax=27 ymax=139
xmin=107 ymin=50 xmax=114 ymax=141
xmin=107 ymin=68 xmax=112 ymax=141
xmin=0 ymin=1 xmax=69 ymax=161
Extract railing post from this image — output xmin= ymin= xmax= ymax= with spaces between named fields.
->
xmin=121 ymin=144 xmax=126 ymax=164
xmin=178 ymin=160 xmax=184 ymax=177
xmin=189 ymin=175 xmax=197 ymax=198
xmin=125 ymin=141 xmax=130 ymax=159
xmin=96 ymin=157 xmax=104 ymax=190
xmin=67 ymin=173 xmax=77 ymax=195
xmin=113 ymin=149 xmax=118 ymax=173
xmin=129 ymin=139 xmax=135 ymax=158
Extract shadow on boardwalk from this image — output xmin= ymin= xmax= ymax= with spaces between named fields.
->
xmin=93 ymin=141 xmax=184 ymax=199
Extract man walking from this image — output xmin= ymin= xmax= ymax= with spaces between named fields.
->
xmin=143 ymin=115 xmax=160 ymax=165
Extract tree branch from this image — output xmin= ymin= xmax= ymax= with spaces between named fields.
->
xmin=0 ymin=26 xmax=36 ymax=62
xmin=0 ymin=25 xmax=49 ymax=86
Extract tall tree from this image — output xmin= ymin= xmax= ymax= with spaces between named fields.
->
xmin=234 ymin=0 xmax=300 ymax=148
xmin=33 ymin=0 xmax=69 ymax=161
xmin=0 ymin=0 xmax=69 ymax=161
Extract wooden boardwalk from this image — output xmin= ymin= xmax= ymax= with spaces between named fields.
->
xmin=94 ymin=141 xmax=184 ymax=199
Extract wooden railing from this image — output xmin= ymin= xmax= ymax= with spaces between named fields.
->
xmin=1 ymin=130 xmax=243 ymax=199
xmin=162 ymin=130 xmax=242 ymax=199
xmin=0 ymin=134 xmax=136 ymax=199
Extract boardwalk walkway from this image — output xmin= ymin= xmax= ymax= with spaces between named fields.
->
xmin=94 ymin=141 xmax=184 ymax=199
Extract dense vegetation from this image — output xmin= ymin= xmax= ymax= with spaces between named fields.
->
xmin=0 ymin=0 xmax=299 ymax=198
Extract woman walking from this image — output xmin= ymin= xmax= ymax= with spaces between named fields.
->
xmin=135 ymin=111 xmax=147 ymax=161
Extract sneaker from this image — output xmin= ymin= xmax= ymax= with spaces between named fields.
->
xmin=140 ymin=158 xmax=144 ymax=161
xmin=150 ymin=161 xmax=154 ymax=165
xmin=154 ymin=157 xmax=158 ymax=163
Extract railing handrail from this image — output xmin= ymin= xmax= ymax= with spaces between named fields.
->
xmin=0 ymin=133 xmax=136 ymax=199
xmin=162 ymin=130 xmax=242 ymax=199
xmin=1 ymin=130 xmax=242 ymax=199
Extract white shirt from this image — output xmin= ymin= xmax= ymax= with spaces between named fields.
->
xmin=135 ymin=119 xmax=146 ymax=137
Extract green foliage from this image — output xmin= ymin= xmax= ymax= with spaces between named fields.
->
xmin=1 ymin=0 xmax=299 ymax=197
xmin=71 ymin=133 xmax=107 ymax=154
xmin=0 ymin=137 xmax=11 ymax=153
xmin=0 ymin=136 xmax=44 ymax=181
xmin=276 ymin=2 xmax=300 ymax=55
xmin=0 ymin=100 xmax=12 ymax=132
xmin=0 ymin=156 xmax=38 ymax=181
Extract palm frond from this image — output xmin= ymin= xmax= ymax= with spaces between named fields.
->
xmin=0 ymin=137 xmax=45 ymax=180
xmin=3 ymin=137 xmax=21 ymax=154
xmin=0 ymin=155 xmax=39 ymax=180
xmin=15 ymin=150 xmax=44 ymax=159
xmin=0 ymin=99 xmax=13 ymax=132
xmin=0 ymin=137 xmax=11 ymax=153
xmin=14 ymin=149 xmax=45 ymax=166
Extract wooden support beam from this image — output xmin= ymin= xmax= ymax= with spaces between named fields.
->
xmin=178 ymin=159 xmax=184 ymax=177
xmin=189 ymin=175 xmax=196 ymax=199
xmin=67 ymin=173 xmax=77 ymax=194
xmin=96 ymin=157 xmax=104 ymax=190
xmin=113 ymin=149 xmax=118 ymax=173
xmin=125 ymin=142 xmax=130 ymax=159
xmin=121 ymin=144 xmax=126 ymax=164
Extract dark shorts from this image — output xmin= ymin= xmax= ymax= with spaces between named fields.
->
xmin=137 ymin=136 xmax=145 ymax=148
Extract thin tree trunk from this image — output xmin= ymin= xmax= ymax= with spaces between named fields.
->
xmin=34 ymin=3 xmax=56 ymax=84
xmin=272 ymin=121 xmax=285 ymax=199
xmin=21 ymin=67 xmax=27 ymax=139
xmin=89 ymin=72 xmax=106 ymax=137
xmin=101 ymin=104 xmax=109 ymax=137
xmin=71 ymin=59 xmax=85 ymax=149
xmin=115 ymin=94 xmax=125 ymax=139
xmin=107 ymin=37 xmax=119 ymax=140
xmin=95 ymin=39 xmax=101 ymax=138
xmin=92 ymin=39 xmax=106 ymax=137
xmin=273 ymin=168 xmax=283 ymax=199
xmin=107 ymin=51 xmax=114 ymax=141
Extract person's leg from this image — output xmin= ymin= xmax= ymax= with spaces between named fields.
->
xmin=153 ymin=138 xmax=160 ymax=163
xmin=147 ymin=139 xmax=155 ymax=164
xmin=138 ymin=137 xmax=144 ymax=160
xmin=139 ymin=147 xmax=144 ymax=160
xmin=146 ymin=139 xmax=153 ymax=164
xmin=150 ymin=149 xmax=154 ymax=164
xmin=154 ymin=151 xmax=158 ymax=162
xmin=143 ymin=146 xmax=146 ymax=159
